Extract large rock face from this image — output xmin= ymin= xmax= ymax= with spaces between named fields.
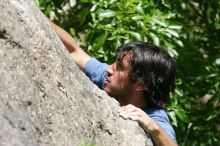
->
xmin=0 ymin=0 xmax=153 ymax=146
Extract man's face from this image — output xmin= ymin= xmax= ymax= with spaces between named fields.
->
xmin=103 ymin=54 xmax=136 ymax=101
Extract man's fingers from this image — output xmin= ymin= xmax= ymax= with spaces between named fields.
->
xmin=120 ymin=111 xmax=140 ymax=117
xmin=130 ymin=115 xmax=142 ymax=121
xmin=119 ymin=111 xmax=143 ymax=121
xmin=119 ymin=104 xmax=141 ymax=113
xmin=118 ymin=104 xmax=148 ymax=124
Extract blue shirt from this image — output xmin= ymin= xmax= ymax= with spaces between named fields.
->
xmin=83 ymin=57 xmax=177 ymax=142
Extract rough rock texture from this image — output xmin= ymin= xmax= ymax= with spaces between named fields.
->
xmin=0 ymin=0 xmax=153 ymax=146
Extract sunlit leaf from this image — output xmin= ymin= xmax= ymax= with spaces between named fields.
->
xmin=214 ymin=58 xmax=220 ymax=65
xmin=101 ymin=24 xmax=115 ymax=31
xmin=175 ymin=88 xmax=183 ymax=96
xmin=150 ymin=32 xmax=159 ymax=46
xmin=152 ymin=18 xmax=167 ymax=27
xmin=69 ymin=0 xmax=76 ymax=7
xmin=90 ymin=4 xmax=97 ymax=12
xmin=168 ymin=25 xmax=182 ymax=30
xmin=174 ymin=106 xmax=188 ymax=123
xmin=129 ymin=31 xmax=142 ymax=41
xmin=135 ymin=4 xmax=144 ymax=14
xmin=166 ymin=48 xmax=178 ymax=57
xmin=206 ymin=114 xmax=218 ymax=121
xmin=131 ymin=15 xmax=144 ymax=20
xmin=176 ymin=40 xmax=183 ymax=47
xmin=164 ymin=29 xmax=179 ymax=38
xmin=99 ymin=10 xmax=117 ymax=18
xmin=107 ymin=35 xmax=116 ymax=40
xmin=69 ymin=28 xmax=75 ymax=36
xmin=168 ymin=111 xmax=178 ymax=127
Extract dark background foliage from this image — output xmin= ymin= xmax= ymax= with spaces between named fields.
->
xmin=36 ymin=0 xmax=220 ymax=145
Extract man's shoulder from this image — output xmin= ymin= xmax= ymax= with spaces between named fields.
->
xmin=144 ymin=107 xmax=168 ymax=120
xmin=83 ymin=57 xmax=108 ymax=88
xmin=144 ymin=107 xmax=172 ymax=127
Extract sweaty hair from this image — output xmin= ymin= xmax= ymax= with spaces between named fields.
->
xmin=116 ymin=41 xmax=176 ymax=108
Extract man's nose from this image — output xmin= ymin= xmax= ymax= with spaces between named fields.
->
xmin=106 ymin=64 xmax=114 ymax=75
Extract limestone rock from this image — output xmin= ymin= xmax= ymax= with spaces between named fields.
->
xmin=0 ymin=0 xmax=153 ymax=146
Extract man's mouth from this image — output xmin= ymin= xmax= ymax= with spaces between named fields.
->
xmin=106 ymin=77 xmax=110 ymax=83
xmin=104 ymin=78 xmax=110 ymax=87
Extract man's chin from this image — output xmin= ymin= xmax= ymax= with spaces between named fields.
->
xmin=103 ymin=87 xmax=113 ymax=97
xmin=103 ymin=87 xmax=109 ymax=93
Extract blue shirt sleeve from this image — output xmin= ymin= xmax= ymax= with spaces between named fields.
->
xmin=83 ymin=58 xmax=108 ymax=89
xmin=144 ymin=108 xmax=177 ymax=143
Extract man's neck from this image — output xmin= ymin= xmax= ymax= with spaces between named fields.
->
xmin=117 ymin=94 xmax=147 ymax=109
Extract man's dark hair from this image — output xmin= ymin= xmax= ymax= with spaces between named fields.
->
xmin=116 ymin=41 xmax=176 ymax=108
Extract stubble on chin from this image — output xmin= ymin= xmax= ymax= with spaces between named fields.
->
xmin=103 ymin=86 xmax=114 ymax=97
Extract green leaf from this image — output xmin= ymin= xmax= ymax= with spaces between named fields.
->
xmin=206 ymin=113 xmax=218 ymax=121
xmin=214 ymin=58 xmax=220 ymax=65
xmin=175 ymin=88 xmax=183 ymax=96
xmin=168 ymin=111 xmax=178 ymax=127
xmin=69 ymin=28 xmax=75 ymax=36
xmin=99 ymin=10 xmax=117 ymax=18
xmin=93 ymin=33 xmax=108 ymax=50
xmin=79 ymin=8 xmax=90 ymax=27
xmin=176 ymin=40 xmax=183 ymax=47
xmin=168 ymin=25 xmax=182 ymax=30
xmin=99 ymin=24 xmax=115 ymax=31
xmin=174 ymin=106 xmax=188 ymax=123
xmin=69 ymin=0 xmax=76 ymax=7
xmin=149 ymin=32 xmax=159 ymax=46
xmin=176 ymin=79 xmax=183 ymax=85
xmin=90 ymin=4 xmax=97 ymax=12
xmin=131 ymin=15 xmax=144 ymax=21
xmin=107 ymin=35 xmax=116 ymax=40
xmin=135 ymin=4 xmax=144 ymax=14
xmin=166 ymin=48 xmax=178 ymax=57
xmin=152 ymin=18 xmax=167 ymax=27
xmin=129 ymin=31 xmax=142 ymax=41
xmin=164 ymin=29 xmax=179 ymax=38
xmin=35 ymin=0 xmax=40 ymax=7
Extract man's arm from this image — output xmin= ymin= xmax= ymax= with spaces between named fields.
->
xmin=118 ymin=104 xmax=178 ymax=146
xmin=47 ymin=19 xmax=90 ymax=70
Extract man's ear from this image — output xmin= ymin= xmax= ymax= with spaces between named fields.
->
xmin=135 ymin=83 xmax=147 ymax=92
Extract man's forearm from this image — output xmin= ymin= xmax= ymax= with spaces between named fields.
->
xmin=47 ymin=19 xmax=90 ymax=69
xmin=149 ymin=125 xmax=178 ymax=146
xmin=47 ymin=19 xmax=79 ymax=53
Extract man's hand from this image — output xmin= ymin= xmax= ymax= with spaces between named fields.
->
xmin=118 ymin=104 xmax=178 ymax=146
xmin=118 ymin=104 xmax=158 ymax=133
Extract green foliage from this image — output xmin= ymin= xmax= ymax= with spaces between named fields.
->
xmin=36 ymin=0 xmax=182 ymax=62
xmin=78 ymin=0 xmax=182 ymax=62
xmin=77 ymin=139 xmax=96 ymax=146
xmin=36 ymin=0 xmax=220 ymax=145
xmin=165 ymin=0 xmax=220 ymax=145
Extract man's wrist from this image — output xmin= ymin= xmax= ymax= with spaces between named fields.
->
xmin=147 ymin=122 xmax=161 ymax=136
